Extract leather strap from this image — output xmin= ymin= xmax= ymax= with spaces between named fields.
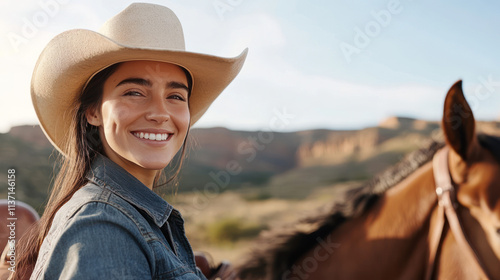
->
xmin=425 ymin=197 xmax=445 ymax=280
xmin=428 ymin=147 xmax=491 ymax=279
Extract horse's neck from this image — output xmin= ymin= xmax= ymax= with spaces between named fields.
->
xmin=297 ymin=162 xmax=439 ymax=279
xmin=363 ymin=161 xmax=437 ymax=238
xmin=357 ymin=161 xmax=438 ymax=277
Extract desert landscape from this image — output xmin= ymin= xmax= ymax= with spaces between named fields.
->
xmin=3 ymin=117 xmax=500 ymax=264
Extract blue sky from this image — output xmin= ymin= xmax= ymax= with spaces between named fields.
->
xmin=1 ymin=0 xmax=500 ymax=133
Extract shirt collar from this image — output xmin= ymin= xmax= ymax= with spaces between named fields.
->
xmin=87 ymin=154 xmax=172 ymax=227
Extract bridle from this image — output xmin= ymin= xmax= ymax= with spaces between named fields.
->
xmin=426 ymin=147 xmax=492 ymax=280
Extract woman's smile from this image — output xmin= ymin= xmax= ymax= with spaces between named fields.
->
xmin=131 ymin=130 xmax=174 ymax=142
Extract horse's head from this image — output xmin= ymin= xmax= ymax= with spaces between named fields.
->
xmin=442 ymin=80 xmax=500 ymax=271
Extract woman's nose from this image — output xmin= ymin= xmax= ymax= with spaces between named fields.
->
xmin=145 ymin=95 xmax=170 ymax=123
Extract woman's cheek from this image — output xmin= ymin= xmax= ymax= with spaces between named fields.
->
xmin=178 ymin=108 xmax=191 ymax=133
xmin=103 ymin=101 xmax=135 ymax=130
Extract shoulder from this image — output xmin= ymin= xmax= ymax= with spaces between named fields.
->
xmin=57 ymin=182 xmax=147 ymax=230
xmin=33 ymin=184 xmax=156 ymax=279
xmin=35 ymin=202 xmax=155 ymax=279
xmin=45 ymin=181 xmax=157 ymax=250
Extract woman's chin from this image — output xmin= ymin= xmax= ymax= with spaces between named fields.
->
xmin=130 ymin=157 xmax=171 ymax=171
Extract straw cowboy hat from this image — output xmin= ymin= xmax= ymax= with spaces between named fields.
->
xmin=31 ymin=2 xmax=247 ymax=154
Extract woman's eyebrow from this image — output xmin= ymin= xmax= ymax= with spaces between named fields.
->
xmin=167 ymin=81 xmax=189 ymax=92
xmin=116 ymin=78 xmax=152 ymax=87
xmin=116 ymin=78 xmax=187 ymax=91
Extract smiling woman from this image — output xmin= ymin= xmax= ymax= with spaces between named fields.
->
xmin=87 ymin=61 xmax=191 ymax=188
xmin=13 ymin=3 xmax=247 ymax=280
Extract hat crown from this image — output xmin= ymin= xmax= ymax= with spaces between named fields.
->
xmin=99 ymin=3 xmax=185 ymax=50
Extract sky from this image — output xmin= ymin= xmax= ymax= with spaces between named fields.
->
xmin=1 ymin=0 xmax=500 ymax=133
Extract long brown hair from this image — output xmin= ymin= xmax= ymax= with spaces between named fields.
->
xmin=14 ymin=62 xmax=192 ymax=279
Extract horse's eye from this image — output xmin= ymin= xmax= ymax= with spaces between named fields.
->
xmin=497 ymin=228 xmax=500 ymax=235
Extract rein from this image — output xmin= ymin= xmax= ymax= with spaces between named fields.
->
xmin=426 ymin=147 xmax=492 ymax=280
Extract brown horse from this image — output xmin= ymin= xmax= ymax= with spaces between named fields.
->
xmin=236 ymin=81 xmax=500 ymax=280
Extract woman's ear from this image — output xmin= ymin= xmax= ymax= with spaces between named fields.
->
xmin=85 ymin=107 xmax=102 ymax=126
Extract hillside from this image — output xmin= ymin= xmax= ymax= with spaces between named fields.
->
xmin=3 ymin=117 xmax=500 ymax=212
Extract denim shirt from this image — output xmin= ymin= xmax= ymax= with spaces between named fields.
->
xmin=31 ymin=155 xmax=207 ymax=280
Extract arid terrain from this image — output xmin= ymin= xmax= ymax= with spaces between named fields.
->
xmin=3 ymin=117 xmax=500 ymax=264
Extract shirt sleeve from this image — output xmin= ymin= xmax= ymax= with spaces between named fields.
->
xmin=39 ymin=202 xmax=153 ymax=280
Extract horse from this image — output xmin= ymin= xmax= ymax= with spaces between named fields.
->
xmin=235 ymin=81 xmax=500 ymax=280
xmin=0 ymin=200 xmax=40 ymax=280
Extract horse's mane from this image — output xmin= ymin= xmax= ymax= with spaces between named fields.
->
xmin=236 ymin=139 xmax=445 ymax=280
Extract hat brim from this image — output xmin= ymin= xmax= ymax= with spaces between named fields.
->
xmin=31 ymin=29 xmax=248 ymax=155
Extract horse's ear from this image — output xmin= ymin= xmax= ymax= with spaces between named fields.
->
xmin=442 ymin=80 xmax=476 ymax=160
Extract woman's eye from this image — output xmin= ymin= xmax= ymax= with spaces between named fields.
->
xmin=124 ymin=91 xmax=143 ymax=97
xmin=168 ymin=94 xmax=186 ymax=101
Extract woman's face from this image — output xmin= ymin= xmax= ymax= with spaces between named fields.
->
xmin=87 ymin=61 xmax=190 ymax=186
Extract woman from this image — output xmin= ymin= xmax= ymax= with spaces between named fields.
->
xmin=14 ymin=3 xmax=247 ymax=279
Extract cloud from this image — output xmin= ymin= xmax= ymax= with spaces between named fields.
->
xmin=196 ymin=61 xmax=446 ymax=131
xmin=192 ymin=9 xmax=447 ymax=132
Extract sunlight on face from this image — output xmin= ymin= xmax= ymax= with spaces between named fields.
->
xmin=89 ymin=61 xmax=190 ymax=186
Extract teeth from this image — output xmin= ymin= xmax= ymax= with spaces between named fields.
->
xmin=133 ymin=132 xmax=170 ymax=141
